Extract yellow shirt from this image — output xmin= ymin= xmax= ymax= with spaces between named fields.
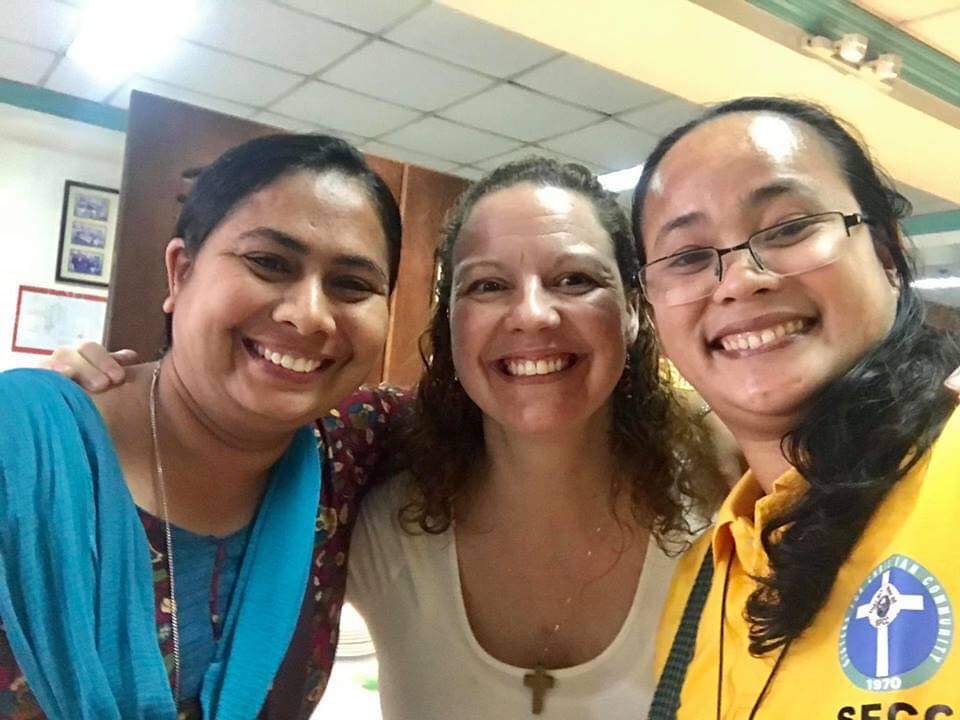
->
xmin=656 ymin=409 xmax=960 ymax=719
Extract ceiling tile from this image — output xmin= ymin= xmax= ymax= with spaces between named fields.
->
xmin=247 ymin=110 xmax=315 ymax=131
xmin=271 ymin=80 xmax=419 ymax=137
xmin=452 ymin=165 xmax=484 ymax=181
xmin=385 ymin=4 xmax=556 ymax=77
xmin=440 ymin=84 xmax=601 ymax=142
xmin=906 ymin=10 xmax=960 ymax=63
xmin=515 ymin=54 xmax=668 ymax=114
xmin=380 ymin=117 xmax=519 ymax=164
xmin=474 ymin=144 xmax=606 ymax=174
xmin=540 ymin=120 xmax=657 ymax=170
xmin=109 ymin=76 xmax=255 ymax=117
xmin=44 ymin=56 xmax=125 ymax=101
xmin=618 ymin=96 xmax=703 ymax=137
xmin=0 ymin=0 xmax=81 ymax=52
xmin=0 ymin=38 xmax=55 ymax=84
xmin=141 ymin=40 xmax=302 ymax=106
xmin=276 ymin=0 xmax=425 ymax=33
xmin=363 ymin=141 xmax=458 ymax=172
xmin=250 ymin=111 xmax=369 ymax=145
xmin=322 ymin=40 xmax=492 ymax=111
xmin=186 ymin=0 xmax=364 ymax=74
xmin=854 ymin=0 xmax=959 ymax=23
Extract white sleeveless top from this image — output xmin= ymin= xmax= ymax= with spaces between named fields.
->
xmin=346 ymin=475 xmax=679 ymax=719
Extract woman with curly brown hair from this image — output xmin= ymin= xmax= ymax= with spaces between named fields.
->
xmin=346 ymin=157 xmax=715 ymax=718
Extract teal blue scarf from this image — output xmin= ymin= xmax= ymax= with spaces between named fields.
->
xmin=0 ymin=370 xmax=321 ymax=719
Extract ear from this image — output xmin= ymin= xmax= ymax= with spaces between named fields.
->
xmin=872 ymin=230 xmax=902 ymax=296
xmin=885 ymin=266 xmax=901 ymax=294
xmin=625 ymin=288 xmax=642 ymax=345
xmin=162 ymin=238 xmax=193 ymax=314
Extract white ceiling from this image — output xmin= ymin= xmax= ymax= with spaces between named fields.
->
xmin=855 ymin=0 xmax=960 ymax=63
xmin=0 ymin=0 xmax=957 ymax=215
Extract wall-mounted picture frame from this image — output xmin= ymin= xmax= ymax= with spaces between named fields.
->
xmin=55 ymin=180 xmax=119 ymax=287
xmin=11 ymin=285 xmax=108 ymax=355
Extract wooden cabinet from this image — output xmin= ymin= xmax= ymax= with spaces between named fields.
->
xmin=106 ymin=91 xmax=467 ymax=388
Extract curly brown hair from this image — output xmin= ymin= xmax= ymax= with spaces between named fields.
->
xmin=398 ymin=157 xmax=714 ymax=551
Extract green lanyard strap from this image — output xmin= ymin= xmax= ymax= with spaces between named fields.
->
xmin=647 ymin=548 xmax=714 ymax=720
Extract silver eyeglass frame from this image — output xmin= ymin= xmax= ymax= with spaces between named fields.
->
xmin=638 ymin=211 xmax=871 ymax=305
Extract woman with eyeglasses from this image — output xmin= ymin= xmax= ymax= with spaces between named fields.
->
xmin=635 ymin=96 xmax=960 ymax=718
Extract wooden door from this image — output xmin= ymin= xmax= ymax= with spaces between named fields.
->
xmin=106 ymin=91 xmax=466 ymax=386
xmin=383 ymin=165 xmax=468 ymax=385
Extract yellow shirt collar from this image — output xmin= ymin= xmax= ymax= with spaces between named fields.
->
xmin=712 ymin=467 xmax=809 ymax=573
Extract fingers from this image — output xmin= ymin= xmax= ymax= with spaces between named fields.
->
xmin=111 ymin=349 xmax=139 ymax=367
xmin=43 ymin=341 xmax=133 ymax=392
xmin=76 ymin=341 xmax=130 ymax=386
xmin=45 ymin=345 xmax=113 ymax=391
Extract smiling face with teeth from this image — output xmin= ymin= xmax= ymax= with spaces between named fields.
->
xmin=448 ymin=183 xmax=639 ymax=437
xmin=639 ymin=112 xmax=899 ymax=442
xmin=164 ymin=170 xmax=391 ymax=434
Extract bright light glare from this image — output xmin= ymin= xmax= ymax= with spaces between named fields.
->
xmin=911 ymin=276 xmax=960 ymax=290
xmin=598 ymin=164 xmax=644 ymax=193
xmin=67 ymin=0 xmax=198 ymax=85
xmin=836 ymin=33 xmax=868 ymax=64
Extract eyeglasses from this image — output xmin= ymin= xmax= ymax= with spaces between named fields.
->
xmin=639 ymin=211 xmax=870 ymax=306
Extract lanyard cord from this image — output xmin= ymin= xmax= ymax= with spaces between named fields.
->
xmin=716 ymin=546 xmax=792 ymax=720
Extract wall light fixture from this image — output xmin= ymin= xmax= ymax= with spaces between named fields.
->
xmin=800 ymin=32 xmax=902 ymax=90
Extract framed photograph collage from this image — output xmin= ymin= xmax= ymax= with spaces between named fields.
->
xmin=55 ymin=180 xmax=119 ymax=287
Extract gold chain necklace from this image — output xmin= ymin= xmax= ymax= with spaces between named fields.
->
xmin=522 ymin=523 xmax=606 ymax=715
xmin=149 ymin=362 xmax=181 ymax=704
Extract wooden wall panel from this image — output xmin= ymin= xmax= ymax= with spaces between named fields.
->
xmin=382 ymin=166 xmax=469 ymax=387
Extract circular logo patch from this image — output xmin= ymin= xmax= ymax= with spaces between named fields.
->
xmin=839 ymin=554 xmax=952 ymax=691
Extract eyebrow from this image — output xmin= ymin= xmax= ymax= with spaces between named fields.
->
xmin=654 ymin=211 xmax=705 ymax=249
xmin=453 ymin=250 xmax=615 ymax=278
xmin=453 ymin=258 xmax=506 ymax=277
xmin=653 ymin=180 xmax=815 ymax=249
xmin=331 ymin=254 xmax=388 ymax=282
xmin=239 ymin=227 xmax=309 ymax=254
xmin=240 ymin=227 xmax=387 ymax=282
xmin=742 ymin=180 xmax=808 ymax=209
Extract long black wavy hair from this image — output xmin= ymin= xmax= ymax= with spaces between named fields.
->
xmin=632 ymin=96 xmax=960 ymax=654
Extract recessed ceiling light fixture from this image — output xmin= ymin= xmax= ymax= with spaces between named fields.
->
xmin=67 ymin=0 xmax=199 ymax=86
xmin=800 ymin=31 xmax=902 ymax=89
xmin=912 ymin=276 xmax=960 ymax=290
xmin=598 ymin=164 xmax=644 ymax=193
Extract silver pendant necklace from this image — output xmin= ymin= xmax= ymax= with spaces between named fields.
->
xmin=149 ymin=361 xmax=181 ymax=703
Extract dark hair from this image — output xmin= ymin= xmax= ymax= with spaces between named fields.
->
xmin=167 ymin=133 xmax=402 ymax=342
xmin=399 ymin=156 xmax=713 ymax=546
xmin=632 ymin=97 xmax=960 ymax=654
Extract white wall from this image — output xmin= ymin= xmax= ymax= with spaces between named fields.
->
xmin=0 ymin=103 xmax=124 ymax=370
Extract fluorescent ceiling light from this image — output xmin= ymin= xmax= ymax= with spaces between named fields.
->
xmin=67 ymin=0 xmax=199 ymax=86
xmin=912 ymin=276 xmax=960 ymax=290
xmin=598 ymin=164 xmax=643 ymax=193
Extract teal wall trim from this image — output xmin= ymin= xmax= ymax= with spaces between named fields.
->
xmin=745 ymin=0 xmax=960 ymax=110
xmin=904 ymin=210 xmax=960 ymax=236
xmin=0 ymin=78 xmax=127 ymax=132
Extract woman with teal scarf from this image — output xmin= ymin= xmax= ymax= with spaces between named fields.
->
xmin=0 ymin=134 xmax=402 ymax=719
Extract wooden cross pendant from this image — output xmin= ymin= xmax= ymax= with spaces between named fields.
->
xmin=523 ymin=665 xmax=555 ymax=715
